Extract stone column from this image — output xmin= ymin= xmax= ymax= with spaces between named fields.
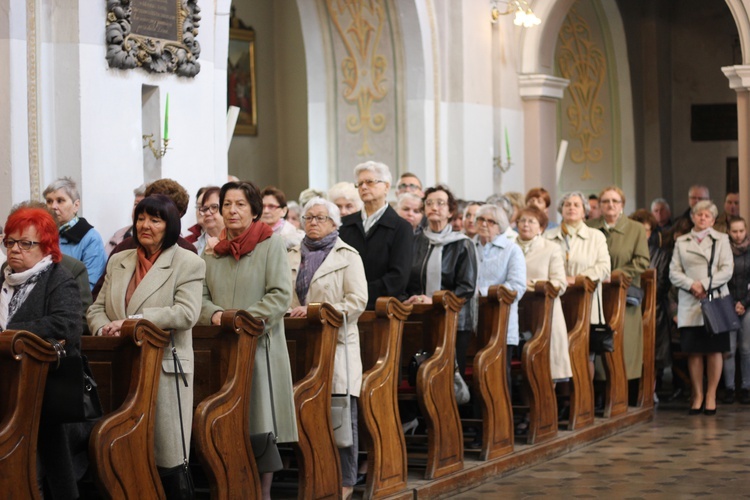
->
xmin=723 ymin=65 xmax=750 ymax=223
xmin=519 ymin=74 xmax=569 ymax=209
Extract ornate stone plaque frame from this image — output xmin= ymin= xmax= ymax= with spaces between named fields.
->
xmin=106 ymin=0 xmax=202 ymax=77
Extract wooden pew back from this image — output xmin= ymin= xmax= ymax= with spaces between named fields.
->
xmin=285 ymin=303 xmax=342 ymax=500
xmin=518 ymin=281 xmax=559 ymax=444
xmin=192 ymin=310 xmax=264 ymax=499
xmin=474 ymin=285 xmax=516 ymax=460
xmin=357 ymin=297 xmax=412 ymax=498
xmin=86 ymin=320 xmax=171 ymax=499
xmin=601 ymin=271 xmax=632 ymax=418
xmin=560 ymin=276 xmax=596 ymax=430
xmin=0 ymin=331 xmax=57 ymax=499
xmin=638 ymin=268 xmax=657 ymax=408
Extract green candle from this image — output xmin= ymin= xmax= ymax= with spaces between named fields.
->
xmin=505 ymin=127 xmax=511 ymax=160
xmin=164 ymin=93 xmax=170 ymax=140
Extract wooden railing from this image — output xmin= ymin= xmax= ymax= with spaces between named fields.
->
xmin=474 ymin=285 xmax=516 ymax=460
xmin=86 ymin=320 xmax=171 ymax=498
xmin=192 ymin=310 xmax=265 ymax=499
xmin=560 ymin=276 xmax=596 ymax=430
xmin=638 ymin=269 xmax=657 ymax=408
xmin=0 ymin=331 xmax=57 ymax=499
xmin=601 ymin=271 xmax=632 ymax=418
xmin=518 ymin=281 xmax=559 ymax=444
xmin=357 ymin=297 xmax=412 ymax=499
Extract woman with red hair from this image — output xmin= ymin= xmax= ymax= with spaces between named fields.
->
xmin=0 ymin=206 xmax=89 ymax=498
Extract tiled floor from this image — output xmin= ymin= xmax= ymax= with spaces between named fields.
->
xmin=452 ymin=400 xmax=750 ymax=499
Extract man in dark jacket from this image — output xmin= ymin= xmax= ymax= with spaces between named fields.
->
xmin=339 ymin=161 xmax=414 ymax=309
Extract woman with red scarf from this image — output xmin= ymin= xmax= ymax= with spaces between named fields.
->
xmin=88 ymin=194 xmax=205 ymax=497
xmin=199 ymin=181 xmax=297 ymax=500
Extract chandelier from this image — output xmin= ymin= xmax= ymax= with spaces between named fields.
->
xmin=490 ymin=0 xmax=542 ymax=27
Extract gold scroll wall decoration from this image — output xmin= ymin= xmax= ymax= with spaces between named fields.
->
xmin=557 ymin=7 xmax=606 ymax=180
xmin=326 ymin=0 xmax=388 ymax=156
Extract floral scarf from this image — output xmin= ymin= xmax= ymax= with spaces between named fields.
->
xmin=0 ymin=255 xmax=53 ymax=330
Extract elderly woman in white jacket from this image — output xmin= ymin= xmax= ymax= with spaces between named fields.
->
xmin=669 ymin=200 xmax=733 ymax=415
xmin=287 ymin=197 xmax=368 ymax=499
xmin=545 ymin=192 xmax=611 ymax=380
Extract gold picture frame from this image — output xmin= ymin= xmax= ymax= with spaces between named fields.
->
xmin=228 ymin=27 xmax=258 ymax=135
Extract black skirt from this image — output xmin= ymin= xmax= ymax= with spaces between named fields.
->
xmin=679 ymin=326 xmax=730 ymax=353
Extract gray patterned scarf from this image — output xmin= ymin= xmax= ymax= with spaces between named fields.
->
xmin=296 ymin=231 xmax=339 ymax=305
xmin=0 ymin=255 xmax=53 ymax=330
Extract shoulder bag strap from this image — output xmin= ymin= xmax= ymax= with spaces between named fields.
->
xmin=262 ymin=319 xmax=278 ymax=438
xmin=342 ymin=310 xmax=350 ymax=397
xmin=707 ymin=236 xmax=716 ymax=299
xmin=170 ymin=332 xmax=190 ymax=470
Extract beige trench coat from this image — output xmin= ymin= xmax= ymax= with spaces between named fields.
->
xmin=520 ymin=236 xmax=572 ymax=380
xmin=545 ymin=223 xmax=611 ymax=324
xmin=199 ymin=233 xmax=299 ymax=443
xmin=670 ymin=228 xmax=734 ymax=328
xmin=87 ymin=245 xmax=205 ymax=467
xmin=288 ymin=238 xmax=368 ymax=396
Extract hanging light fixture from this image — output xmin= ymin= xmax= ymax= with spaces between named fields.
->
xmin=490 ymin=0 xmax=541 ymax=27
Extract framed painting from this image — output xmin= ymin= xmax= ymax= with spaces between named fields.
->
xmin=228 ymin=27 xmax=258 ymax=135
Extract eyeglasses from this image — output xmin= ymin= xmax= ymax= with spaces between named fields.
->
xmin=475 ymin=216 xmax=498 ymax=226
xmin=199 ymin=204 xmax=220 ymax=215
xmin=263 ymin=204 xmax=281 ymax=211
xmin=424 ymin=199 xmax=448 ymax=208
xmin=3 ymin=238 xmax=41 ymax=251
xmin=301 ymin=215 xmax=331 ymax=224
xmin=354 ymin=179 xmax=385 ymax=188
xmin=397 ymin=182 xmax=421 ymax=191
xmin=599 ymin=199 xmax=622 ymax=205
xmin=517 ymin=217 xmax=540 ymax=225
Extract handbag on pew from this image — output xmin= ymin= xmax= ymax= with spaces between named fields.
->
xmin=41 ymin=338 xmax=103 ymax=423
xmin=406 ymin=349 xmax=470 ymax=405
xmin=330 ymin=311 xmax=353 ymax=448
xmin=157 ymin=332 xmax=195 ymax=500
xmin=700 ymin=237 xmax=740 ymax=335
xmin=589 ymin=290 xmax=614 ymax=354
xmin=250 ymin=323 xmax=284 ymax=474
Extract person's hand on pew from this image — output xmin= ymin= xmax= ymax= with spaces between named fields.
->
xmin=404 ymin=294 xmax=432 ymax=305
xmin=288 ymin=306 xmax=308 ymax=318
xmin=210 ymin=311 xmax=224 ymax=325
xmin=101 ymin=319 xmax=127 ymax=337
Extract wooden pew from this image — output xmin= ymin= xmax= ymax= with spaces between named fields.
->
xmin=403 ymin=290 xmax=464 ymax=479
xmin=600 ymin=270 xmax=631 ymax=418
xmin=560 ymin=276 xmax=596 ymax=430
xmin=517 ymin=281 xmax=560 ymax=444
xmin=192 ymin=310 xmax=265 ymax=499
xmin=0 ymin=331 xmax=57 ymax=499
xmin=284 ymin=303 xmax=342 ymax=500
xmin=473 ymin=285 xmax=516 ymax=460
xmin=637 ymin=268 xmax=657 ymax=408
xmin=357 ymin=297 xmax=412 ymax=499
xmin=86 ymin=319 xmax=171 ymax=498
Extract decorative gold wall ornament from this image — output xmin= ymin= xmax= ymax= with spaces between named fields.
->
xmin=557 ymin=7 xmax=606 ymax=180
xmin=326 ymin=0 xmax=389 ymax=156
xmin=105 ymin=0 xmax=201 ymax=77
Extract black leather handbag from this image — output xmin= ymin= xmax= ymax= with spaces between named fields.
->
xmin=42 ymin=339 xmax=103 ymax=423
xmin=589 ymin=291 xmax=614 ymax=353
xmin=700 ymin=237 xmax=741 ymax=335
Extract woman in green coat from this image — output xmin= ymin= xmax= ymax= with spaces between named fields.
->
xmin=588 ymin=186 xmax=650 ymax=392
xmin=199 ymin=181 xmax=297 ymax=500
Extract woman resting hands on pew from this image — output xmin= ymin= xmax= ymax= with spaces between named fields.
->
xmin=405 ymin=185 xmax=478 ymax=377
xmin=516 ymin=206 xmax=572 ymax=383
xmin=287 ymin=197 xmax=368 ymax=500
xmin=199 ymin=181 xmax=297 ymax=500
xmin=1 ymin=206 xmax=89 ymax=499
xmin=545 ymin=192 xmax=611 ymax=380
xmin=87 ymin=195 xmax=205 ymax=497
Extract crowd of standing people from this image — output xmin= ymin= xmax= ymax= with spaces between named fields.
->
xmin=1 ymin=166 xmax=747 ymax=499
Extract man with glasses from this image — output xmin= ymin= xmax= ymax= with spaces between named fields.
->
xmin=672 ymin=184 xmax=711 ymax=236
xmin=339 ymin=161 xmax=414 ymax=309
xmin=396 ymin=172 xmax=424 ymax=198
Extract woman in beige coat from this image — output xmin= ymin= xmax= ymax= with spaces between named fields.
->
xmin=199 ymin=181 xmax=297 ymax=500
xmin=87 ymin=195 xmax=205 ymax=496
xmin=287 ymin=197 xmax=367 ymax=499
xmin=670 ymin=200 xmax=733 ymax=415
xmin=545 ymin=192 xmax=611 ymax=380
xmin=516 ymin=206 xmax=572 ymax=381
